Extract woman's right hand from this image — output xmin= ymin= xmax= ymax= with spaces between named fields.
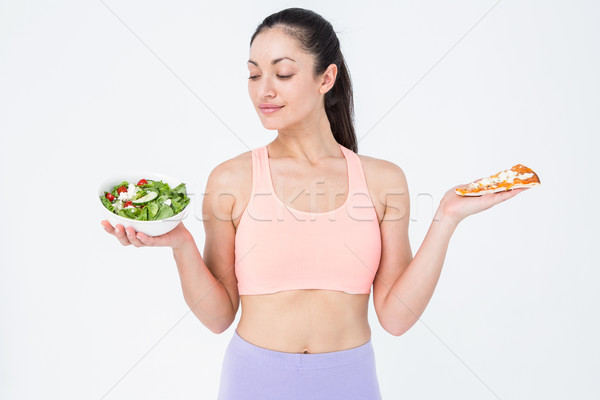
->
xmin=100 ymin=220 xmax=193 ymax=250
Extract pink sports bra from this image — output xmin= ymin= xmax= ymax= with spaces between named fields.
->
xmin=234 ymin=143 xmax=382 ymax=295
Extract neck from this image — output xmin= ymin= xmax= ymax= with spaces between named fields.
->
xmin=272 ymin=108 xmax=339 ymax=161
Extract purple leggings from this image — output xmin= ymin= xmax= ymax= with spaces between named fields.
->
xmin=217 ymin=330 xmax=383 ymax=400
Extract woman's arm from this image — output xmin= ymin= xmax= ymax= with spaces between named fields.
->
xmin=169 ymin=226 xmax=238 ymax=335
xmin=377 ymin=207 xmax=458 ymax=336
xmin=372 ymin=163 xmax=529 ymax=336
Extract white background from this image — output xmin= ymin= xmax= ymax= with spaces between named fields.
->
xmin=1 ymin=0 xmax=598 ymax=399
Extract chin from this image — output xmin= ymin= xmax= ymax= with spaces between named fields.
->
xmin=258 ymin=118 xmax=284 ymax=131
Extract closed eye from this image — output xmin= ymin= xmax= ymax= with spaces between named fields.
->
xmin=248 ymin=74 xmax=294 ymax=80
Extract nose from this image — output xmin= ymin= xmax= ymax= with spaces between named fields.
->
xmin=258 ymin=77 xmax=276 ymax=98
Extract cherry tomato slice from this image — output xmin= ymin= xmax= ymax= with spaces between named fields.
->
xmin=124 ymin=201 xmax=133 ymax=207
xmin=105 ymin=192 xmax=115 ymax=202
xmin=137 ymin=179 xmax=148 ymax=186
xmin=117 ymin=186 xmax=127 ymax=194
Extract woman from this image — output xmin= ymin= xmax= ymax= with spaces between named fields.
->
xmin=101 ymin=7 xmax=528 ymax=399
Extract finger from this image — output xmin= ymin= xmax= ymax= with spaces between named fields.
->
xmin=125 ymin=226 xmax=145 ymax=248
xmin=504 ymin=187 xmax=529 ymax=197
xmin=101 ymin=220 xmax=115 ymax=234
xmin=135 ymin=231 xmax=157 ymax=246
xmin=114 ymin=224 xmax=133 ymax=246
xmin=492 ymin=187 xmax=529 ymax=204
xmin=136 ymin=230 xmax=173 ymax=247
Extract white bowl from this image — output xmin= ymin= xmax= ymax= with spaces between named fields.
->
xmin=98 ymin=172 xmax=190 ymax=237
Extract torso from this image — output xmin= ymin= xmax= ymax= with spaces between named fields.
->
xmin=231 ymin=144 xmax=387 ymax=354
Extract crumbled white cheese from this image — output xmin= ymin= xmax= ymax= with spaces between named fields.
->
xmin=113 ymin=200 xmax=123 ymax=212
xmin=470 ymin=168 xmax=533 ymax=189
xmin=118 ymin=183 xmax=139 ymax=202
xmin=480 ymin=177 xmax=493 ymax=187
xmin=497 ymin=169 xmax=518 ymax=183
xmin=163 ymin=199 xmax=172 ymax=206
xmin=515 ymin=172 xmax=533 ymax=180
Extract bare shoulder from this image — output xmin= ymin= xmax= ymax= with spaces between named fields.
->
xmin=205 ymin=150 xmax=253 ymax=225
xmin=208 ymin=150 xmax=252 ymax=191
xmin=357 ymin=153 xmax=409 ymax=221
xmin=357 ymin=153 xmax=408 ymax=191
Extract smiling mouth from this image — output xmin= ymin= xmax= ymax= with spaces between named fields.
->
xmin=259 ymin=105 xmax=284 ymax=114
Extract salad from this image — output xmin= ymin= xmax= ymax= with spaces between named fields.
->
xmin=100 ymin=178 xmax=190 ymax=221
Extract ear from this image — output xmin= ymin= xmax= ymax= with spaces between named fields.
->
xmin=319 ymin=64 xmax=338 ymax=95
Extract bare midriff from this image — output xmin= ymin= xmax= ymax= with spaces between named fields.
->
xmin=236 ymin=289 xmax=372 ymax=354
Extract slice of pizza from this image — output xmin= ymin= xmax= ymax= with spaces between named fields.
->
xmin=455 ymin=164 xmax=541 ymax=196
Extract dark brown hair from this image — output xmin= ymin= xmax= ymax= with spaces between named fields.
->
xmin=250 ymin=8 xmax=358 ymax=152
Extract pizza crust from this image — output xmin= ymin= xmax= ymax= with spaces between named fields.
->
xmin=510 ymin=181 xmax=541 ymax=190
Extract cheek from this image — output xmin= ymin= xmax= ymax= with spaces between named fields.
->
xmin=293 ymin=84 xmax=320 ymax=110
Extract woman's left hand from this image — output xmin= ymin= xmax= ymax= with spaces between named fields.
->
xmin=435 ymin=185 xmax=531 ymax=226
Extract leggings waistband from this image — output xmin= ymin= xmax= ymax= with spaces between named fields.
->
xmin=229 ymin=330 xmax=374 ymax=370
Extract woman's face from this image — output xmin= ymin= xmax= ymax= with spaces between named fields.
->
xmin=247 ymin=27 xmax=325 ymax=131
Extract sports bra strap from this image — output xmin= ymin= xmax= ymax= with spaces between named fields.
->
xmin=251 ymin=143 xmax=372 ymax=209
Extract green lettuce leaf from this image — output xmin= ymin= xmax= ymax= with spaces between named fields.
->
xmin=100 ymin=195 xmax=114 ymax=212
xmin=155 ymin=204 xmax=175 ymax=220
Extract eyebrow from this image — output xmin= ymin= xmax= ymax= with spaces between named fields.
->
xmin=247 ymin=57 xmax=296 ymax=66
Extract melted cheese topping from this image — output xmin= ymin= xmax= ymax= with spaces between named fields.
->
xmin=458 ymin=164 xmax=539 ymax=195
xmin=469 ymin=170 xmax=534 ymax=189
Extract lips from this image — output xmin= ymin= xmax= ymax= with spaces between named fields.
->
xmin=259 ymin=103 xmax=284 ymax=110
xmin=258 ymin=104 xmax=284 ymax=114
